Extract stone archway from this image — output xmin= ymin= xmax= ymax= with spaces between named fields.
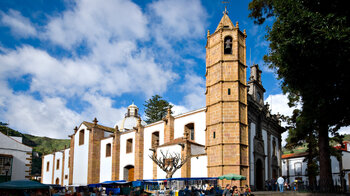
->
xmin=255 ymin=159 xmax=264 ymax=190
xmin=123 ymin=165 xmax=134 ymax=181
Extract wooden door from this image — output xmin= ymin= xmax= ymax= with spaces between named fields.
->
xmin=128 ymin=167 xmax=134 ymax=181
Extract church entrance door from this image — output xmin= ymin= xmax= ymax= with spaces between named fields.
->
xmin=124 ymin=165 xmax=134 ymax=181
xmin=256 ymin=159 xmax=264 ymax=190
xmin=128 ymin=167 xmax=134 ymax=181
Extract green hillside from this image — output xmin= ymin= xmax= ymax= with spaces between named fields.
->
xmin=282 ymin=134 xmax=350 ymax=155
xmin=0 ymin=125 xmax=70 ymax=175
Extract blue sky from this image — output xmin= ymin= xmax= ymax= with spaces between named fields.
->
xmin=0 ymin=0 xmax=300 ymax=141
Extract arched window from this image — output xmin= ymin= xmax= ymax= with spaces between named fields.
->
xmin=79 ymin=129 xmax=85 ymax=145
xmin=185 ymin=123 xmax=195 ymax=140
xmin=55 ymin=178 xmax=59 ymax=185
xmin=224 ymin=36 xmax=233 ymax=54
xmin=152 ymin=131 xmax=159 ymax=148
xmin=106 ymin=143 xmax=111 ymax=157
xmin=126 ymin=139 xmax=133 ymax=153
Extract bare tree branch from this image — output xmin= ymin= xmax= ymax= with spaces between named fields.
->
xmin=149 ymin=150 xmax=190 ymax=178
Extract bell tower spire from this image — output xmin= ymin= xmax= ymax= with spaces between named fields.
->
xmin=205 ymin=10 xmax=249 ymax=187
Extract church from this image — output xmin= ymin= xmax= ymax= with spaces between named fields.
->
xmin=41 ymin=11 xmax=284 ymax=190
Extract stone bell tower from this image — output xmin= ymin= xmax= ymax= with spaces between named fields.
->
xmin=205 ymin=10 xmax=249 ymax=186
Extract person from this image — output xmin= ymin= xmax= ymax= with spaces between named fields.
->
xmin=232 ymin=186 xmax=240 ymax=196
xmin=277 ymin=176 xmax=285 ymax=192
xmin=184 ymin=185 xmax=191 ymax=196
xmin=222 ymin=184 xmax=231 ymax=196
xmin=284 ymin=181 xmax=289 ymax=191
xmin=270 ymin=178 xmax=275 ymax=191
xmin=243 ymin=185 xmax=251 ymax=196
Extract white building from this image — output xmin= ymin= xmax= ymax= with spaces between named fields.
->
xmin=0 ymin=131 xmax=32 ymax=182
xmin=282 ymin=141 xmax=350 ymax=190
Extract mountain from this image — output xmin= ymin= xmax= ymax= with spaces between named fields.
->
xmin=0 ymin=125 xmax=70 ymax=175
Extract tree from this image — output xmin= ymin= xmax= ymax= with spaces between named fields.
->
xmin=144 ymin=95 xmax=173 ymax=124
xmin=249 ymin=0 xmax=350 ymax=192
xmin=284 ymin=108 xmax=319 ymax=191
xmin=149 ymin=150 xmax=189 ymax=179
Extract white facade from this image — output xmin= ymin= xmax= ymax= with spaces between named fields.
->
xmin=42 ymin=107 xmax=209 ymax=185
xmin=100 ymin=137 xmax=113 ymax=182
xmin=0 ymin=132 xmax=32 ymax=181
xmin=143 ymin=122 xmax=164 ymax=180
xmin=41 ymin=149 xmax=70 ymax=185
xmin=73 ymin=124 xmax=90 ymax=185
xmin=63 ymin=149 xmax=70 ymax=186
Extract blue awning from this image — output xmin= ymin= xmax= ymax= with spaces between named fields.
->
xmin=140 ymin=177 xmax=218 ymax=181
xmin=101 ymin=180 xmax=126 ymax=184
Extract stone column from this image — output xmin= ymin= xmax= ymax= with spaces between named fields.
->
xmin=181 ymin=131 xmax=191 ymax=178
xmin=134 ymin=118 xmax=144 ymax=180
xmin=52 ymin=152 xmax=56 ymax=184
xmin=87 ymin=118 xmax=104 ymax=184
xmin=68 ymin=129 xmax=75 ymax=185
xmin=61 ymin=149 xmax=65 ymax=185
xmin=112 ymin=126 xmax=121 ymax=181
xmin=163 ymin=107 xmax=174 ymax=143
xmin=41 ymin=153 xmax=45 ymax=183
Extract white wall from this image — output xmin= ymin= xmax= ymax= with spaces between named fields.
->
xmin=173 ymin=110 xmax=206 ymax=145
xmin=262 ymin=129 xmax=268 ymax=179
xmin=119 ymin=131 xmax=135 ymax=180
xmin=63 ymin=149 xmax=70 ymax=186
xmin=53 ymin=152 xmax=63 ymax=184
xmin=249 ymin=122 xmax=256 ymax=186
xmin=156 ymin=145 xmax=182 ymax=179
xmin=0 ymin=132 xmax=32 ymax=181
xmin=281 ymin=157 xmax=307 ymax=183
xmin=73 ymin=124 xmax=89 ymax=185
xmin=343 ymin=151 xmax=350 ymax=170
xmin=100 ymin=137 xmax=113 ymax=182
xmin=143 ymin=122 xmax=164 ymax=180
xmin=191 ymin=156 xmax=207 ymax=177
xmin=42 ymin=154 xmax=53 ymax=184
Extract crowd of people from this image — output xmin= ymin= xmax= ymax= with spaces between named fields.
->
xmin=222 ymin=184 xmax=253 ymax=196
xmin=265 ymin=176 xmax=299 ymax=192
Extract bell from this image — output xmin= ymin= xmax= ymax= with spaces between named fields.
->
xmin=225 ymin=39 xmax=232 ymax=49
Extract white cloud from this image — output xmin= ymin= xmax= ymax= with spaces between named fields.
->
xmin=171 ymin=104 xmax=189 ymax=116
xmin=81 ymin=92 xmax=126 ymax=128
xmin=149 ymin=0 xmax=207 ymax=40
xmin=0 ymin=9 xmax=37 ymax=37
xmin=0 ymin=0 xmax=209 ymax=139
xmin=0 ymin=84 xmax=82 ymax=138
xmin=338 ymin=126 xmax=350 ymax=136
xmin=265 ymin=93 xmax=300 ymax=146
xmin=44 ymin=0 xmax=148 ymax=49
xmin=180 ymin=74 xmax=205 ymax=110
xmin=265 ymin=93 xmax=299 ymax=117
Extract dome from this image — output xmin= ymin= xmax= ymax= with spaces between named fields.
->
xmin=115 ymin=103 xmax=147 ymax=131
